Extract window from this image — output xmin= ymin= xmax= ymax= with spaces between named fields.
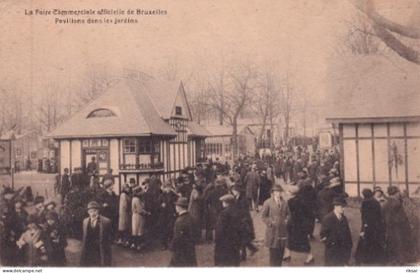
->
xmin=123 ymin=139 xmax=136 ymax=153
xmin=175 ymin=106 xmax=182 ymax=115
xmin=87 ymin=108 xmax=116 ymax=118
xmin=139 ymin=139 xmax=152 ymax=153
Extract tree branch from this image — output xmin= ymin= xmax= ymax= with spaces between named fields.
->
xmin=372 ymin=22 xmax=420 ymax=65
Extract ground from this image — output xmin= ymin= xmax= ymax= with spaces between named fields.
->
xmin=1 ymin=171 xmax=366 ymax=267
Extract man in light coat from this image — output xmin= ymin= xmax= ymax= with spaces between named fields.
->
xmin=80 ymin=201 xmax=112 ymax=267
xmin=261 ymin=184 xmax=289 ymax=266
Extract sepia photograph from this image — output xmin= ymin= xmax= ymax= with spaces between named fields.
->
xmin=0 ymin=0 xmax=420 ymax=269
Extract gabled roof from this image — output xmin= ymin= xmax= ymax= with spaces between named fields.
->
xmin=48 ymin=78 xmax=177 ymax=139
xmin=139 ymin=79 xmax=191 ymax=120
xmin=325 ymin=55 xmax=420 ymax=123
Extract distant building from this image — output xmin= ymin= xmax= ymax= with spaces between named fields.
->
xmin=49 ymin=77 xmax=209 ymax=193
xmin=0 ymin=130 xmax=56 ymax=172
xmin=326 ymin=56 xmax=420 ymax=198
xmin=204 ymin=125 xmax=256 ymax=162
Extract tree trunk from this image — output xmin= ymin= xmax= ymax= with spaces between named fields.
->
xmin=232 ymin=120 xmax=238 ymax=159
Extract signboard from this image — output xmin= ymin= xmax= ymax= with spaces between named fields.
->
xmin=0 ymin=140 xmax=11 ymax=169
xmin=319 ymin=132 xmax=332 ymax=150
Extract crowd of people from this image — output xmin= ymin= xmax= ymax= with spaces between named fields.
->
xmin=0 ymin=145 xmax=419 ymax=267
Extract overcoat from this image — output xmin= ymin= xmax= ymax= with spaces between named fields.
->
xmin=234 ymin=192 xmax=255 ymax=244
xmin=80 ymin=215 xmax=112 ymax=267
xmin=118 ymin=192 xmax=130 ymax=232
xmin=214 ymin=205 xmax=242 ymax=266
xmin=354 ymin=198 xmax=386 ymax=265
xmin=245 ymin=171 xmax=260 ymax=200
xmin=261 ymin=197 xmax=289 ymax=249
xmin=44 ymin=223 xmax=68 ymax=266
xmin=131 ymin=196 xmax=146 ymax=236
xmin=169 ymin=212 xmax=197 ymax=267
xmin=382 ymin=196 xmax=413 ymax=265
xmin=320 ymin=211 xmax=352 ymax=266
xmin=287 ymin=195 xmax=312 ymax=252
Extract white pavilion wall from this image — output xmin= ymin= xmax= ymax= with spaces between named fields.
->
xmin=341 ymin=122 xmax=420 ymax=197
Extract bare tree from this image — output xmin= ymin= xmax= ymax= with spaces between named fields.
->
xmin=281 ymin=73 xmax=294 ymax=143
xmin=207 ymin=63 xmax=257 ymax=158
xmin=77 ymin=64 xmax=118 ymax=107
xmin=252 ymin=71 xmax=282 ymax=149
xmin=338 ymin=13 xmax=381 ymax=55
xmin=350 ymin=0 xmax=420 ymax=64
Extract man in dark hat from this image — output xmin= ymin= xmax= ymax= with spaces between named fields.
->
xmin=231 ymin=184 xmax=258 ymax=261
xmin=80 ymin=201 xmax=112 ymax=267
xmin=214 ymin=194 xmax=242 ymax=266
xmin=97 ymin=179 xmax=118 ymax=240
xmin=320 ymin=197 xmax=352 ymax=266
xmin=203 ymin=177 xmax=228 ymax=242
xmin=169 ymin=197 xmax=197 ymax=267
xmin=158 ymin=181 xmax=178 ymax=250
xmin=261 ymin=184 xmax=289 ymax=266
xmin=86 ymin=157 xmax=98 ymax=178
xmin=59 ymin=168 xmax=71 ymax=204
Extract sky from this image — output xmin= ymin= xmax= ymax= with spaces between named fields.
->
xmin=0 ymin=0 xmax=417 ymax=135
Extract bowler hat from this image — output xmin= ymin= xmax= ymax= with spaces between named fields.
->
xmin=387 ymin=186 xmax=399 ymax=196
xmin=219 ymin=194 xmax=235 ymax=204
xmin=271 ymin=184 xmax=283 ymax=192
xmin=332 ymin=197 xmax=347 ymax=207
xmin=87 ymin=201 xmax=101 ymax=210
xmin=175 ymin=197 xmax=189 ymax=208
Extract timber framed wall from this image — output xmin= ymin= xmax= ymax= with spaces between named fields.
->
xmin=341 ymin=122 xmax=420 ymax=197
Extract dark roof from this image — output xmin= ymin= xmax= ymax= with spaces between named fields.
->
xmin=48 ymin=78 xmax=178 ymax=139
xmin=325 ymin=56 xmax=420 ymax=123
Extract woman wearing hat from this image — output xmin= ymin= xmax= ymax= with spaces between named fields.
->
xmin=131 ymin=186 xmax=148 ymax=251
xmin=44 ymin=211 xmax=67 ymax=266
xmin=283 ymin=185 xmax=315 ymax=265
xmin=117 ymin=183 xmax=131 ymax=247
xmin=354 ymin=189 xmax=386 ymax=265
xmin=80 ymin=201 xmax=112 ymax=266
xmin=382 ymin=186 xmax=414 ymax=265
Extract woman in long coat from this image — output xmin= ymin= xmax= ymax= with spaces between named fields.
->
xmin=354 ymin=189 xmax=386 ymax=265
xmin=131 ymin=187 xmax=148 ymax=251
xmin=284 ymin=186 xmax=314 ymax=265
xmin=383 ymin=186 xmax=414 ymax=265
xmin=188 ymin=182 xmax=203 ymax=243
xmin=117 ymin=184 xmax=131 ymax=246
